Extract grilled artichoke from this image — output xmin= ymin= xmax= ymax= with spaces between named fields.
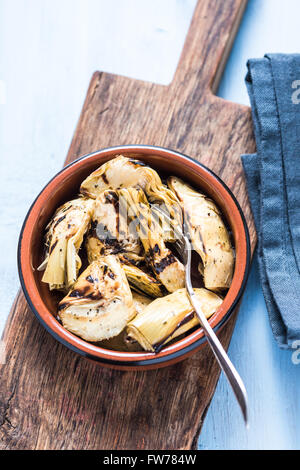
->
xmin=38 ymin=197 xmax=95 ymax=291
xmin=127 ymin=288 xmax=223 ymax=352
xmin=118 ymin=252 xmax=145 ymax=266
xmin=131 ymin=291 xmax=152 ymax=314
xmin=80 ymin=155 xmax=182 ymax=224
xmin=121 ymin=263 xmax=165 ymax=298
xmin=119 ymin=187 xmax=185 ymax=293
xmin=86 ymin=293 xmax=151 ymax=352
xmin=85 ymin=189 xmax=142 ymax=261
xmin=40 ymin=153 xmax=234 ymax=353
xmin=58 ymin=255 xmax=136 ymax=342
xmin=84 ymin=190 xmax=161 ymax=296
xmin=168 ymin=177 xmax=234 ymax=291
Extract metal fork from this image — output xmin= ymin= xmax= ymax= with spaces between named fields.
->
xmin=154 ymin=206 xmax=249 ymax=426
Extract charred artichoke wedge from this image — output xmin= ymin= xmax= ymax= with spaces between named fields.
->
xmin=98 ymin=292 xmax=151 ymax=352
xmin=119 ymin=187 xmax=185 ymax=293
xmin=38 ymin=197 xmax=95 ymax=291
xmin=121 ymin=263 xmax=165 ymax=298
xmin=80 ymin=155 xmax=182 ymax=224
xmin=168 ymin=177 xmax=234 ymax=291
xmin=58 ymin=255 xmax=136 ymax=342
xmin=85 ymin=189 xmax=142 ymax=261
xmin=127 ymin=288 xmax=223 ymax=352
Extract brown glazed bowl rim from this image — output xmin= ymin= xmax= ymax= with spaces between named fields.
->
xmin=18 ymin=145 xmax=251 ymax=368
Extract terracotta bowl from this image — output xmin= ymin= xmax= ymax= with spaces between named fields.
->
xmin=18 ymin=145 xmax=250 ymax=370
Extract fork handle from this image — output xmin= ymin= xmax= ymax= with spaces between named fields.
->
xmin=187 ymin=291 xmax=249 ymax=426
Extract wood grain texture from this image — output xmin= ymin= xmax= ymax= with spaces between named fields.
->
xmin=0 ymin=0 xmax=256 ymax=450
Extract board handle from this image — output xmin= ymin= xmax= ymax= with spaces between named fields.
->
xmin=171 ymin=0 xmax=247 ymax=94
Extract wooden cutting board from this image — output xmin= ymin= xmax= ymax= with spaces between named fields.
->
xmin=0 ymin=0 xmax=256 ymax=449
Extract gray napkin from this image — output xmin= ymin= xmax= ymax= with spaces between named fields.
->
xmin=242 ymin=54 xmax=300 ymax=349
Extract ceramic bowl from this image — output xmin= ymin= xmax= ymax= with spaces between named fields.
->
xmin=18 ymin=145 xmax=250 ymax=370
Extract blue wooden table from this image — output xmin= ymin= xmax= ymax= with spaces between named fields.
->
xmin=200 ymin=0 xmax=300 ymax=449
xmin=0 ymin=0 xmax=299 ymax=449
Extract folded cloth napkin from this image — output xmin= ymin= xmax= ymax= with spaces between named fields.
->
xmin=242 ymin=54 xmax=300 ymax=349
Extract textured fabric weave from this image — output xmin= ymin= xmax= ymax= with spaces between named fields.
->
xmin=242 ymin=54 xmax=300 ymax=348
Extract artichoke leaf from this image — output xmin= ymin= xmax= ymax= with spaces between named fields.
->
xmin=168 ymin=177 xmax=234 ymax=291
xmin=127 ymin=288 xmax=223 ymax=352
xmin=121 ymin=263 xmax=165 ymax=298
xmin=38 ymin=197 xmax=95 ymax=290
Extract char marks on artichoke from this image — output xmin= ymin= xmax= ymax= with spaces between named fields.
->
xmin=39 ymin=155 xmax=231 ymax=350
xmin=38 ymin=197 xmax=95 ymax=291
xmin=119 ymin=187 xmax=185 ymax=293
xmin=85 ymin=189 xmax=142 ymax=261
xmin=58 ymin=256 xmax=135 ymax=342
xmin=85 ymin=189 xmax=165 ymax=298
xmin=168 ymin=176 xmax=234 ymax=291
xmin=121 ymin=263 xmax=165 ymax=298
xmin=127 ymin=288 xmax=223 ymax=352
xmin=80 ymin=154 xmax=182 ymax=225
